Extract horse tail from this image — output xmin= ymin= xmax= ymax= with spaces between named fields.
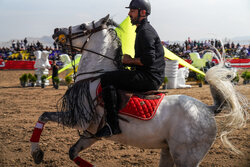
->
xmin=205 ymin=63 xmax=249 ymax=154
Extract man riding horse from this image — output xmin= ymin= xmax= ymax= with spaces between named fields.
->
xmin=96 ymin=0 xmax=165 ymax=137
xmin=31 ymin=1 xmax=248 ymax=165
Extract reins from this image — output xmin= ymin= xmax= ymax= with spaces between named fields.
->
xmin=63 ymin=21 xmax=119 ymax=81
xmin=66 ymin=21 xmax=115 ymax=61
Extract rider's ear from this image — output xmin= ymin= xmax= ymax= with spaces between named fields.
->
xmin=140 ymin=10 xmax=147 ymax=17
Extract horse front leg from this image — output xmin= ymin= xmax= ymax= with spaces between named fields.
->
xmin=159 ymin=147 xmax=174 ymax=167
xmin=69 ymin=133 xmax=98 ymax=167
xmin=30 ymin=112 xmax=65 ymax=164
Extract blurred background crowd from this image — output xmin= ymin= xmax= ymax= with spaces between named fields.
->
xmin=0 ymin=37 xmax=249 ymax=61
xmin=162 ymin=37 xmax=250 ymax=59
xmin=0 ymin=38 xmax=62 ymax=61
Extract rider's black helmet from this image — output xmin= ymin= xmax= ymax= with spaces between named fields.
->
xmin=126 ymin=0 xmax=151 ymax=15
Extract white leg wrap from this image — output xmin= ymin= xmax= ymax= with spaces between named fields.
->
xmin=31 ymin=142 xmax=40 ymax=154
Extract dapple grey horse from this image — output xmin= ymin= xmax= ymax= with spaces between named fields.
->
xmin=30 ymin=15 xmax=248 ymax=167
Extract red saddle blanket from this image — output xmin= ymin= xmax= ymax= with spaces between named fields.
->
xmin=119 ymin=93 xmax=165 ymax=120
xmin=96 ymin=84 xmax=165 ymax=120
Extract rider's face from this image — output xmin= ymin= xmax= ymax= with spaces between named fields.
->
xmin=128 ymin=9 xmax=138 ymax=25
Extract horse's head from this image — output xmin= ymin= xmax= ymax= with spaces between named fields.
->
xmin=52 ymin=14 xmax=122 ymax=81
xmin=52 ymin=14 xmax=115 ymax=52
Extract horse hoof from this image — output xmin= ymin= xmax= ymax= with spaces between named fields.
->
xmin=32 ymin=149 xmax=44 ymax=164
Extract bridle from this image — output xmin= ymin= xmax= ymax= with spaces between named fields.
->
xmin=59 ymin=21 xmax=116 ymax=61
xmin=56 ymin=20 xmax=122 ymax=79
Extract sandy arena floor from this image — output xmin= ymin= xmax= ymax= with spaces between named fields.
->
xmin=0 ymin=70 xmax=249 ymax=167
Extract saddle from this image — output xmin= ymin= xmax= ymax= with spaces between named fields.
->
xmin=117 ymin=89 xmax=167 ymax=109
xmin=97 ymin=85 xmax=167 ymax=120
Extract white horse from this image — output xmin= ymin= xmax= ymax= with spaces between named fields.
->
xmin=30 ymin=15 xmax=248 ymax=167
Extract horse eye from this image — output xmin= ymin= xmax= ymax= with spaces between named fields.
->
xmin=80 ymin=24 xmax=86 ymax=30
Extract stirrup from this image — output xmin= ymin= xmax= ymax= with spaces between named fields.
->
xmin=105 ymin=123 xmax=113 ymax=136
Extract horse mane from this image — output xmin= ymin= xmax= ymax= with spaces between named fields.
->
xmin=57 ymin=17 xmax=123 ymax=128
xmin=58 ymin=79 xmax=99 ymax=128
xmin=106 ymin=18 xmax=124 ymax=69
xmin=106 ymin=18 xmax=120 ymax=28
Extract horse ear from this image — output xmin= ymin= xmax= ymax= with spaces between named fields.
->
xmin=102 ymin=14 xmax=110 ymax=24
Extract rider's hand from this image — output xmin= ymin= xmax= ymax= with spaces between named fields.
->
xmin=122 ymin=54 xmax=133 ymax=64
xmin=122 ymin=54 xmax=143 ymax=66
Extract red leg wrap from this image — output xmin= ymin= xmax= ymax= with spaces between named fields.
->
xmin=30 ymin=121 xmax=45 ymax=142
xmin=74 ymin=157 xmax=94 ymax=167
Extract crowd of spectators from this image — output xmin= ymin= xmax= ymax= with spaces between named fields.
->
xmin=0 ymin=38 xmax=61 ymax=61
xmin=1 ymin=37 xmax=250 ymax=61
xmin=162 ymin=37 xmax=250 ymax=59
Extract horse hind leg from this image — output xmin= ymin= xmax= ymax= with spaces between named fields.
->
xmin=69 ymin=133 xmax=97 ymax=167
xmin=168 ymin=135 xmax=215 ymax=167
xmin=30 ymin=112 xmax=65 ymax=164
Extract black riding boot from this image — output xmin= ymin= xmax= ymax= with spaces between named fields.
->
xmin=95 ymin=85 xmax=121 ymax=137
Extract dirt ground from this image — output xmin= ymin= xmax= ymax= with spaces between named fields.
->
xmin=0 ymin=70 xmax=249 ymax=167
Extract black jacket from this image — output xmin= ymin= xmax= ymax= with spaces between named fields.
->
xmin=134 ymin=18 xmax=165 ymax=86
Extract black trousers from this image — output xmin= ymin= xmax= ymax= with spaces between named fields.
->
xmin=52 ymin=75 xmax=58 ymax=87
xmin=99 ymin=69 xmax=160 ymax=134
xmin=100 ymin=69 xmax=160 ymax=92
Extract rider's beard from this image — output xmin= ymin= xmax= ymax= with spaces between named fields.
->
xmin=130 ymin=16 xmax=138 ymax=25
